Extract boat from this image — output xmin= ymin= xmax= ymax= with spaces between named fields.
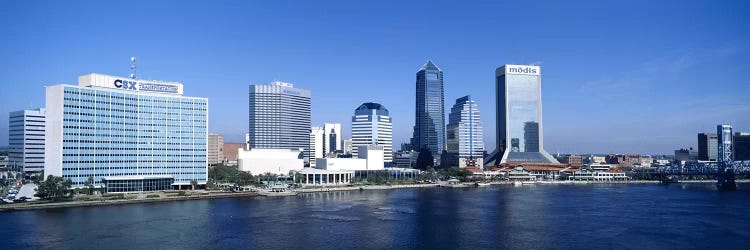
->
xmin=258 ymin=187 xmax=298 ymax=196
xmin=439 ymin=178 xmax=467 ymax=188
xmin=475 ymin=182 xmax=491 ymax=187
xmin=258 ymin=183 xmax=298 ymax=196
xmin=513 ymin=181 xmax=523 ymax=186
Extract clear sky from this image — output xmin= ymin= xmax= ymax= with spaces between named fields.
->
xmin=1 ymin=0 xmax=749 ymax=155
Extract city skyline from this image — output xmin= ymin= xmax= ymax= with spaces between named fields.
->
xmin=1 ymin=1 xmax=749 ymax=155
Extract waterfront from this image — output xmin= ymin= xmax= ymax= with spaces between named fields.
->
xmin=2 ymin=184 xmax=749 ymax=249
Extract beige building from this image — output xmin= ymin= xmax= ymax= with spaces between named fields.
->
xmin=207 ymin=134 xmax=224 ymax=165
xmin=222 ymin=143 xmax=246 ymax=166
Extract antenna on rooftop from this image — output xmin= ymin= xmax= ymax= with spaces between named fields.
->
xmin=130 ymin=56 xmax=137 ymax=79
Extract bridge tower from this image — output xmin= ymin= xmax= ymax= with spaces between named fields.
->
xmin=717 ymin=124 xmax=736 ymax=191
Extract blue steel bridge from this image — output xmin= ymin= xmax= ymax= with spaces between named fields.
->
xmin=654 ymin=161 xmax=750 ymax=190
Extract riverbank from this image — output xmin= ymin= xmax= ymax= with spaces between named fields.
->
xmin=299 ymin=183 xmax=439 ymax=193
xmin=0 ymin=191 xmax=259 ymax=212
xmin=3 ymin=179 xmax=745 ymax=212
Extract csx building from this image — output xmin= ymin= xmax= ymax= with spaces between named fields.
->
xmin=45 ymin=73 xmax=208 ymax=192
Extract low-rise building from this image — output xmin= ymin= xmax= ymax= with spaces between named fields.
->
xmin=393 ymin=150 xmax=417 ymax=168
xmin=559 ymin=155 xmax=583 ymax=167
xmin=296 ymin=168 xmax=354 ymax=186
xmin=567 ymin=169 xmax=628 ymax=182
xmin=238 ymin=148 xmax=303 ymax=175
xmin=585 ymin=155 xmax=606 ymax=164
xmin=315 ymin=145 xmax=384 ymax=171
xmin=222 ymin=143 xmax=247 ymax=166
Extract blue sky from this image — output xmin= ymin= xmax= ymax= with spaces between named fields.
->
xmin=1 ymin=0 xmax=748 ymax=155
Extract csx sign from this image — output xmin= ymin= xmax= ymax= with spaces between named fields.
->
xmin=114 ymin=79 xmax=138 ymax=90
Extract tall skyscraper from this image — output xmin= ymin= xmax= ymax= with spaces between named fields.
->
xmin=698 ymin=133 xmax=718 ymax=161
xmin=248 ymin=81 xmax=311 ymax=152
xmin=717 ymin=124 xmax=733 ymax=162
xmin=411 ymin=60 xmax=445 ymax=158
xmin=207 ymin=133 xmax=224 ymax=165
xmin=445 ymin=96 xmax=485 ymax=168
xmin=352 ymin=102 xmax=393 ymax=163
xmin=309 ymin=126 xmax=324 ymax=167
xmin=486 ymin=64 xmax=558 ymax=166
xmin=8 ymin=108 xmax=45 ymax=177
xmin=323 ymin=123 xmax=342 ymax=155
xmin=46 ymin=73 xmax=208 ymax=191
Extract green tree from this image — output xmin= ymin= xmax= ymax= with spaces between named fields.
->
xmin=35 ymin=175 xmax=73 ymax=201
xmin=83 ymin=176 xmax=95 ymax=195
xmin=32 ymin=172 xmax=45 ymax=185
xmin=190 ymin=180 xmax=198 ymax=190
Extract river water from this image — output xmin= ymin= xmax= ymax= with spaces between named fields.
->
xmin=2 ymin=183 xmax=749 ymax=249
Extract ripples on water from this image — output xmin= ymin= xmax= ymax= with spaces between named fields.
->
xmin=2 ymin=183 xmax=749 ymax=249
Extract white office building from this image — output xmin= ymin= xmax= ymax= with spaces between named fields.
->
xmin=8 ymin=108 xmax=46 ymax=177
xmin=351 ymin=103 xmax=393 ymax=163
xmin=237 ymin=148 xmax=304 ymax=175
xmin=309 ymin=126 xmax=324 ymax=167
xmin=45 ymin=73 xmax=208 ymax=192
xmin=315 ymin=145 xmax=385 ymax=171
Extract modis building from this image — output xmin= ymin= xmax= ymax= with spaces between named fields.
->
xmin=45 ymin=73 xmax=208 ymax=192
xmin=486 ymin=65 xmax=559 ymax=167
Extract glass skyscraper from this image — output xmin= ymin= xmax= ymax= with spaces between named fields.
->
xmin=45 ymin=73 xmax=208 ymax=191
xmin=445 ymin=96 xmax=484 ymax=168
xmin=352 ymin=103 xmax=393 ymax=163
xmin=411 ymin=61 xmax=445 ymax=158
xmin=486 ymin=64 xmax=558 ymax=166
xmin=248 ymin=81 xmax=311 ymax=156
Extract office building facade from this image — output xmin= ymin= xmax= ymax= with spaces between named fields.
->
xmin=309 ymin=126 xmax=324 ymax=167
xmin=411 ymin=61 xmax=445 ymax=158
xmin=45 ymin=73 xmax=208 ymax=191
xmin=8 ymin=108 xmax=46 ymax=177
xmin=351 ymin=103 xmax=393 ymax=163
xmin=207 ymin=133 xmax=224 ymax=165
xmin=445 ymin=95 xmax=485 ymax=168
xmin=734 ymin=132 xmax=750 ymax=161
xmin=486 ymin=64 xmax=558 ymax=166
xmin=698 ymin=133 xmax=718 ymax=161
xmin=248 ymin=81 xmax=311 ymax=151
xmin=343 ymin=139 xmax=353 ymax=155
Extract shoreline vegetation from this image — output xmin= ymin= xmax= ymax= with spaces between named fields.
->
xmin=4 ymin=179 xmax=745 ymax=212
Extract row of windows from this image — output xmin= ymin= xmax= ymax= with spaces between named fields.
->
xmin=64 ymin=90 xmax=206 ymax=103
xmin=63 ymin=160 xmax=206 ymax=164
xmin=64 ymin=98 xmax=206 ymax=109
xmin=63 ymin=167 xmax=204 ymax=171
xmin=64 ymin=111 xmax=206 ymax=118
xmin=63 ymin=119 xmax=206 ymax=124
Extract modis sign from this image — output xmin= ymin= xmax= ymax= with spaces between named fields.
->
xmin=505 ymin=65 xmax=540 ymax=76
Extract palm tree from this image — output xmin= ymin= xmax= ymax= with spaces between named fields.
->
xmin=190 ymin=180 xmax=198 ymax=190
xmin=83 ymin=176 xmax=95 ymax=195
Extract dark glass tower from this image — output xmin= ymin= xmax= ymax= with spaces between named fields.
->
xmin=411 ymin=61 xmax=445 ymax=158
